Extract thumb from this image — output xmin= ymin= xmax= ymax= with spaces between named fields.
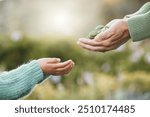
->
xmin=94 ymin=28 xmax=111 ymax=42
xmin=48 ymin=58 xmax=61 ymax=63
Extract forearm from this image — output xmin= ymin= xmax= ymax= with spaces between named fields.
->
xmin=0 ymin=60 xmax=45 ymax=100
xmin=125 ymin=2 xmax=150 ymax=18
xmin=127 ymin=11 xmax=150 ymax=41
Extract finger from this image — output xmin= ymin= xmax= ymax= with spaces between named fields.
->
xmin=54 ymin=65 xmax=74 ymax=75
xmin=78 ymin=41 xmax=96 ymax=51
xmin=62 ymin=63 xmax=74 ymax=74
xmin=56 ymin=62 xmax=74 ymax=72
xmin=78 ymin=38 xmax=101 ymax=46
xmin=47 ymin=58 xmax=61 ymax=63
xmin=63 ymin=65 xmax=73 ymax=74
xmin=94 ymin=29 xmax=113 ymax=42
xmin=78 ymin=41 xmax=106 ymax=52
xmin=51 ymin=60 xmax=73 ymax=69
xmin=105 ymin=44 xmax=118 ymax=51
xmin=98 ymin=34 xmax=125 ymax=47
xmin=99 ymin=43 xmax=120 ymax=52
xmin=94 ymin=31 xmax=107 ymax=42
xmin=96 ymin=38 xmax=114 ymax=47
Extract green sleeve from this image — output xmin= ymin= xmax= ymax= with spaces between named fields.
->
xmin=127 ymin=11 xmax=150 ymax=42
xmin=0 ymin=60 xmax=47 ymax=100
xmin=88 ymin=2 xmax=150 ymax=40
xmin=125 ymin=2 xmax=150 ymax=18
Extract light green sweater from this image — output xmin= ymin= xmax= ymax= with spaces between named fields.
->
xmin=88 ymin=2 xmax=150 ymax=42
xmin=0 ymin=60 xmax=47 ymax=100
xmin=127 ymin=2 xmax=150 ymax=41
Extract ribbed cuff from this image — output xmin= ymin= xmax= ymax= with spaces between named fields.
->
xmin=127 ymin=11 xmax=150 ymax=42
xmin=28 ymin=60 xmax=45 ymax=85
xmin=12 ymin=60 xmax=45 ymax=99
xmin=25 ymin=60 xmax=51 ymax=87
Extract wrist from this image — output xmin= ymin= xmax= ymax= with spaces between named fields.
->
xmin=122 ymin=19 xmax=130 ymax=39
xmin=123 ymin=15 xmax=130 ymax=20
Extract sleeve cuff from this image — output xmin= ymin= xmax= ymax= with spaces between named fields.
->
xmin=127 ymin=11 xmax=150 ymax=42
xmin=28 ymin=60 xmax=45 ymax=85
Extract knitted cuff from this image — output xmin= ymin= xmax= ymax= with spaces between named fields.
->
xmin=127 ymin=11 xmax=150 ymax=42
xmin=28 ymin=60 xmax=45 ymax=85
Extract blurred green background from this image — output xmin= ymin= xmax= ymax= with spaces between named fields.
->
xmin=0 ymin=0 xmax=150 ymax=100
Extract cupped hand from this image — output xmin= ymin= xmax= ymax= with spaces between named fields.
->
xmin=78 ymin=19 xmax=130 ymax=52
xmin=38 ymin=58 xmax=75 ymax=75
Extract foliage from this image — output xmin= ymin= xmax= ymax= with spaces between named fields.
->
xmin=0 ymin=37 xmax=150 ymax=100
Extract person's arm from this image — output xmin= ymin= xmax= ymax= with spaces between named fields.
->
xmin=127 ymin=10 xmax=150 ymax=41
xmin=88 ymin=2 xmax=150 ymax=39
xmin=78 ymin=19 xmax=130 ymax=52
xmin=0 ymin=60 xmax=44 ymax=100
xmin=125 ymin=2 xmax=150 ymax=18
xmin=78 ymin=11 xmax=150 ymax=52
xmin=0 ymin=58 xmax=74 ymax=100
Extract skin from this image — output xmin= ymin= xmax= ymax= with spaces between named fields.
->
xmin=78 ymin=19 xmax=130 ymax=52
xmin=38 ymin=58 xmax=74 ymax=76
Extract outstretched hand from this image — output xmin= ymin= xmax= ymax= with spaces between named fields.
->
xmin=38 ymin=58 xmax=74 ymax=76
xmin=78 ymin=19 xmax=130 ymax=52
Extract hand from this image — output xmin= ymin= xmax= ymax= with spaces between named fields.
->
xmin=78 ymin=19 xmax=130 ymax=52
xmin=88 ymin=19 xmax=120 ymax=39
xmin=38 ymin=58 xmax=74 ymax=75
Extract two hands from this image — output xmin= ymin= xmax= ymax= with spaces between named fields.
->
xmin=78 ymin=19 xmax=130 ymax=52
xmin=38 ymin=19 xmax=130 ymax=76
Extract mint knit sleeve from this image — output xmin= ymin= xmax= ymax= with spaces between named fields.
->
xmin=125 ymin=2 xmax=150 ymax=18
xmin=0 ymin=60 xmax=46 ymax=100
xmin=127 ymin=11 xmax=150 ymax=42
